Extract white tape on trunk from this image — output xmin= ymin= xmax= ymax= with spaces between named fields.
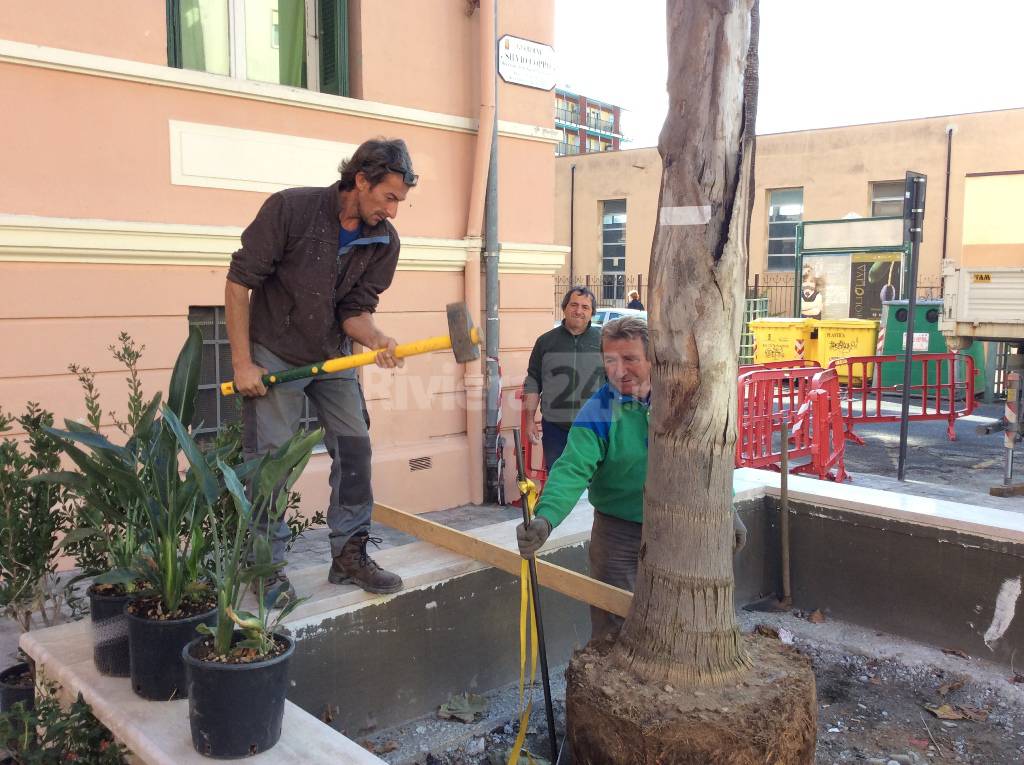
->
xmin=659 ymin=205 xmax=711 ymax=226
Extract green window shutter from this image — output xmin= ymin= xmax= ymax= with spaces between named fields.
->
xmin=318 ymin=0 xmax=349 ymax=97
xmin=166 ymin=0 xmax=183 ymax=68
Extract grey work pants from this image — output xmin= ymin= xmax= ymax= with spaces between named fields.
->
xmin=242 ymin=343 xmax=373 ymax=564
xmin=588 ymin=510 xmax=642 ymax=641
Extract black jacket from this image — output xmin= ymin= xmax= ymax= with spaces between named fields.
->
xmin=228 ymin=182 xmax=400 ymax=366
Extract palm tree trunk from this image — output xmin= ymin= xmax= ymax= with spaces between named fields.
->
xmin=564 ymin=2 xmax=817 ymax=761
xmin=612 ymin=0 xmax=755 ymax=687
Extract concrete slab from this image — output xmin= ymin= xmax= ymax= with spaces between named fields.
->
xmin=14 ymin=502 xmax=596 ymax=763
xmin=20 ymin=620 xmax=387 ymax=764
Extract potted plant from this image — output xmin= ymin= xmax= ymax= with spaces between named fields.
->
xmin=51 ymin=335 xmax=151 ymax=677
xmin=47 ymin=327 xmax=217 ymax=701
xmin=168 ymin=408 xmax=321 ymax=757
xmin=0 ymin=404 xmax=73 ymax=713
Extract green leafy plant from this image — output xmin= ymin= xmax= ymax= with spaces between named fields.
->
xmin=58 ymin=336 xmax=152 ymax=591
xmin=0 ymin=679 xmax=128 ymax=763
xmin=47 ymin=328 xmax=213 ymax=616
xmin=203 ymin=418 xmax=326 ymax=556
xmin=167 ymin=406 xmax=321 ymax=657
xmin=0 ymin=404 xmax=73 ymax=634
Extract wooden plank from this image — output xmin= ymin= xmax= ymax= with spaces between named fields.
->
xmin=373 ymin=503 xmax=633 ymax=618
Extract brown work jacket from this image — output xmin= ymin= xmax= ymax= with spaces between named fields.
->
xmin=227 ymin=182 xmax=400 ymax=366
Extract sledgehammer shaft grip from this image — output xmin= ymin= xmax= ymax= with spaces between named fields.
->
xmin=220 ymin=328 xmax=480 ymax=396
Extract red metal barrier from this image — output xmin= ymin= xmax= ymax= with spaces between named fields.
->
xmin=828 ymin=353 xmax=976 ymax=443
xmin=793 ymin=369 xmax=849 ymax=482
xmin=736 ymin=366 xmax=848 ymax=481
xmin=736 ymin=366 xmax=818 ymax=472
xmin=514 ymin=388 xmax=548 ymax=491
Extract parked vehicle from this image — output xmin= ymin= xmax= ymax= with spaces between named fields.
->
xmin=553 ymin=307 xmax=648 ymax=329
xmin=592 ymin=307 xmax=647 ymax=326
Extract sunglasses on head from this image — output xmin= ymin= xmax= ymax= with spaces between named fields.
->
xmin=387 ymin=165 xmax=419 ymax=186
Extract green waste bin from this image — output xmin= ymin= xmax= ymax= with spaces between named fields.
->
xmin=879 ymin=300 xmax=985 ymax=390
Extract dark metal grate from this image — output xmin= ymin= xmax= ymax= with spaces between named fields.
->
xmin=408 ymin=456 xmax=432 ymax=472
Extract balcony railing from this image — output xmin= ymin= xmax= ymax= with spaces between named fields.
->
xmin=556 ymin=142 xmax=580 ymax=156
xmin=555 ymin=108 xmax=580 ymax=124
xmin=585 ymin=115 xmax=616 ymax=133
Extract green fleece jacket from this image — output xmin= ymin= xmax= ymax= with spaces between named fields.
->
xmin=535 ymin=383 xmax=649 ymax=527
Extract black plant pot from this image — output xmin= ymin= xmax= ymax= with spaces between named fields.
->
xmin=183 ymin=633 xmax=295 ymax=758
xmin=127 ymin=606 xmax=216 ymax=701
xmin=0 ymin=662 xmax=34 ymax=713
xmin=88 ymin=585 xmax=132 ymax=677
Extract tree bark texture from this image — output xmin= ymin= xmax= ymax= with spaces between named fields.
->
xmin=565 ymin=2 xmax=817 ymax=761
xmin=612 ymin=0 xmax=756 ymax=687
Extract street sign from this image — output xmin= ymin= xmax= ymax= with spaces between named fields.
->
xmin=497 ymin=35 xmax=556 ymax=91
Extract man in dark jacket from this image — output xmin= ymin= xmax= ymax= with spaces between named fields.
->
xmin=523 ymin=287 xmax=604 ymax=470
xmin=226 ymin=138 xmax=417 ymax=604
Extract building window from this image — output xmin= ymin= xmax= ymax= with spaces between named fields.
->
xmin=167 ymin=0 xmax=349 ymax=96
xmin=188 ymin=306 xmax=319 ymax=444
xmin=871 ymin=180 xmax=905 ymax=217
xmin=601 ymin=200 xmax=627 ymax=303
xmin=767 ymin=187 xmax=803 ymax=272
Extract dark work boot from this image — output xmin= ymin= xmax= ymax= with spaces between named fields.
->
xmin=327 ymin=533 xmax=403 ymax=594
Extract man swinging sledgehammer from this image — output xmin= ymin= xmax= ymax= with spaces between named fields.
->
xmin=226 ymin=138 xmax=478 ymax=606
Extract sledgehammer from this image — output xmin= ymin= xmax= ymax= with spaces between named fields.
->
xmin=220 ymin=302 xmax=480 ymax=396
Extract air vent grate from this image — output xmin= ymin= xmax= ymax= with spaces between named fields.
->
xmin=409 ymin=456 xmax=432 ymax=472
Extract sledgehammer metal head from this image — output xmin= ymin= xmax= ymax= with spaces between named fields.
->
xmin=446 ymin=302 xmax=481 ymax=363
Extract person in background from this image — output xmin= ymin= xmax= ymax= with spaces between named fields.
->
xmin=626 ymin=290 xmax=645 ymax=310
xmin=522 ymin=287 xmax=605 ymax=470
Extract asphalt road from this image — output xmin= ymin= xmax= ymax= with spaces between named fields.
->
xmin=839 ymin=399 xmax=1023 ymax=510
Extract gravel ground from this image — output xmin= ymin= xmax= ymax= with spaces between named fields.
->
xmin=361 ymin=610 xmax=1024 ymax=765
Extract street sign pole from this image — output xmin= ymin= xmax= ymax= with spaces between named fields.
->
xmin=897 ymin=171 xmax=927 ymax=481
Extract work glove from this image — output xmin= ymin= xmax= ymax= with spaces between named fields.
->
xmin=516 ymin=516 xmax=552 ymax=559
xmin=733 ymin=512 xmax=747 ymax=555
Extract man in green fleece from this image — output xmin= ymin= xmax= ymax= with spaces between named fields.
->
xmin=516 ymin=316 xmax=747 ymax=639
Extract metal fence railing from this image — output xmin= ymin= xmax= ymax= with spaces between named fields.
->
xmin=554 ymin=274 xmax=647 ymax=312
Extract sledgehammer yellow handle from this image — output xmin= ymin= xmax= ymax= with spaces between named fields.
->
xmin=220 ymin=327 xmax=480 ymax=396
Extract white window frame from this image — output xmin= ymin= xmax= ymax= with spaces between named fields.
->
xmin=225 ymin=0 xmax=319 ymax=90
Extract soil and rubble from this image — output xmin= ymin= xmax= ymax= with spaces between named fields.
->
xmin=362 ymin=611 xmax=1024 ymax=765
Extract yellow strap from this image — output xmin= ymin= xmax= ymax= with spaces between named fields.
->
xmin=517 ymin=478 xmax=539 ymax=517
xmin=508 ymin=558 xmax=540 ymax=765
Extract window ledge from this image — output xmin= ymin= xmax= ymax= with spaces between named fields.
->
xmin=0 ymin=39 xmax=559 ymax=144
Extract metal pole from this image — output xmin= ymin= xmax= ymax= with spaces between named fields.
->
xmin=569 ymin=164 xmax=576 ymax=284
xmin=779 ymin=419 xmax=791 ymax=604
xmin=513 ymin=429 xmax=559 ymax=760
xmin=792 ymin=223 xmax=803 ymax=317
xmin=897 ymin=172 xmax=927 ymax=481
xmin=483 ymin=0 xmax=501 ymax=502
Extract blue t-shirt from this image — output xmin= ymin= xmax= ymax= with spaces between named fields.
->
xmin=338 ymin=225 xmax=361 ymax=252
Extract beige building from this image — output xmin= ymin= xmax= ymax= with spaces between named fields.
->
xmin=556 ymin=107 xmax=1024 ymax=308
xmin=0 ymin=1 xmax=565 ymax=513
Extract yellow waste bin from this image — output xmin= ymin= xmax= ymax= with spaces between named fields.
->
xmin=815 ymin=319 xmax=879 ymax=383
xmin=749 ymin=318 xmax=818 ymax=366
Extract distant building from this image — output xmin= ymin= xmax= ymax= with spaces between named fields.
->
xmin=554 ymin=88 xmax=624 ymax=156
xmin=555 ymin=107 xmax=1024 ymax=310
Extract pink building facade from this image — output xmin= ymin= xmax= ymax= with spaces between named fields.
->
xmin=0 ymin=0 xmax=565 ymax=513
